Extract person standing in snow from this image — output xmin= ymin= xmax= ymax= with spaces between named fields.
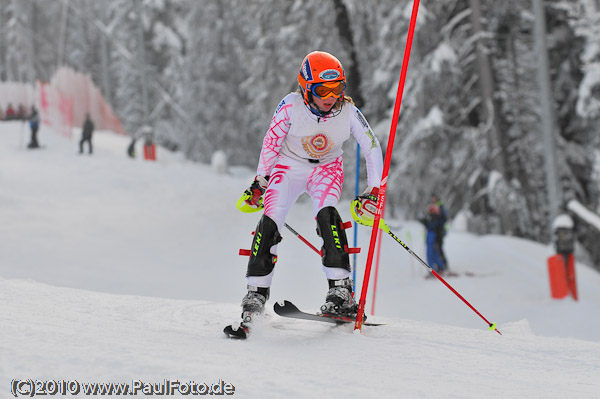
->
xmin=79 ymin=113 xmax=94 ymax=154
xmin=431 ymin=194 xmax=448 ymax=268
xmin=234 ymin=51 xmax=384 ymax=329
xmin=419 ymin=199 xmax=447 ymax=274
xmin=127 ymin=138 xmax=136 ymax=158
xmin=5 ymin=103 xmax=16 ymax=120
xmin=27 ymin=106 xmax=40 ymax=149
xmin=17 ymin=104 xmax=26 ymax=120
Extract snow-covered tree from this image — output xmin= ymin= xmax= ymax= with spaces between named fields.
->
xmin=2 ymin=0 xmax=600 ymax=270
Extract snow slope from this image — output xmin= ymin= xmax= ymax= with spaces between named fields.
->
xmin=1 ymin=122 xmax=600 ymax=398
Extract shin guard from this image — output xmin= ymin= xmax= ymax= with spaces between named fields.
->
xmin=316 ymin=206 xmax=350 ymax=272
xmin=247 ymin=215 xmax=282 ymax=277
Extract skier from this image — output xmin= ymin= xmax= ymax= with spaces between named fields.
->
xmin=233 ymin=51 xmax=384 ymax=331
xmin=79 ymin=113 xmax=94 ymax=154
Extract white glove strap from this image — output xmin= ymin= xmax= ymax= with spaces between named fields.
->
xmin=362 ymin=186 xmax=375 ymax=196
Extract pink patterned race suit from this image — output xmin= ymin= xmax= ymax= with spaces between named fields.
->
xmin=247 ymin=92 xmax=383 ymax=287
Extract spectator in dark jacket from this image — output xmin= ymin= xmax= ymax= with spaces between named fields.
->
xmin=27 ymin=106 xmax=40 ymax=149
xmin=79 ymin=113 xmax=94 ymax=154
xmin=419 ymin=200 xmax=448 ymax=274
xmin=127 ymin=138 xmax=136 ymax=158
xmin=431 ymin=194 xmax=449 ymax=268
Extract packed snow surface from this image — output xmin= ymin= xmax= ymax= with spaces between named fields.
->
xmin=1 ymin=122 xmax=599 ymax=398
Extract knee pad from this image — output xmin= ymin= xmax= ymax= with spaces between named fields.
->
xmin=316 ymin=206 xmax=350 ymax=272
xmin=247 ymin=215 xmax=282 ymax=277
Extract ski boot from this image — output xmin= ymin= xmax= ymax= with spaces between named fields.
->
xmin=224 ymin=285 xmax=270 ymax=339
xmin=319 ymin=278 xmax=360 ymax=319
xmin=240 ymin=285 xmax=270 ymax=325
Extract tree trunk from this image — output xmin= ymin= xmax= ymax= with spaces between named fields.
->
xmin=470 ymin=0 xmax=513 ymax=233
xmin=469 ymin=0 xmax=506 ymax=174
xmin=333 ymin=0 xmax=364 ymax=109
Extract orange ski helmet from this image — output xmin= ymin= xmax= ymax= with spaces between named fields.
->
xmin=298 ymin=51 xmax=346 ymax=106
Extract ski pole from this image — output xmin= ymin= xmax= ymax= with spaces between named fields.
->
xmin=351 ymin=203 xmax=501 ymax=335
xmin=284 ymin=223 xmax=361 ymax=258
xmin=283 ymin=223 xmax=322 ymax=256
xmin=384 ymin=225 xmax=501 ymax=335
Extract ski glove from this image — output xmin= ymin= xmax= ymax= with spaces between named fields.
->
xmin=356 ymin=186 xmax=379 ymax=221
xmin=245 ymin=175 xmax=269 ymax=207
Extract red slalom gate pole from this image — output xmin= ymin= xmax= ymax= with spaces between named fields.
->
xmin=370 ymin=201 xmax=386 ymax=316
xmin=370 ymin=228 xmax=384 ymax=316
xmin=355 ymin=0 xmax=420 ymax=331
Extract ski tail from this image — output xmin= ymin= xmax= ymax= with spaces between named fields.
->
xmin=223 ymin=323 xmax=250 ymax=339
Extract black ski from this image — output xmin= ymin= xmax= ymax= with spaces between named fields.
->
xmin=273 ymin=300 xmax=384 ymax=326
xmin=223 ymin=323 xmax=250 ymax=339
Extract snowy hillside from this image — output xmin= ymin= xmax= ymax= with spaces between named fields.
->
xmin=1 ymin=123 xmax=600 ymax=398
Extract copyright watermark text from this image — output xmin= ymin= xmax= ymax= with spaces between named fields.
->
xmin=10 ymin=379 xmax=235 ymax=396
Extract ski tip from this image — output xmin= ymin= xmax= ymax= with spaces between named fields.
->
xmin=273 ymin=300 xmax=298 ymax=312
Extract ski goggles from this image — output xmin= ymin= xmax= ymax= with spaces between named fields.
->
xmin=310 ymin=81 xmax=346 ymax=99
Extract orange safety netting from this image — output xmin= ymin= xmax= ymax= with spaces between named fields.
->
xmin=0 ymin=67 xmax=124 ymax=137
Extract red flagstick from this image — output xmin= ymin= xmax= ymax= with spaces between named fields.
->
xmin=370 ymin=227 xmax=384 ymax=316
xmin=355 ymin=0 xmax=421 ymax=331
